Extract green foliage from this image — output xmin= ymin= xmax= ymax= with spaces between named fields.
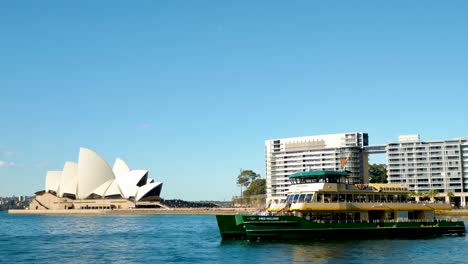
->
xmin=426 ymin=189 xmax=439 ymax=198
xmin=368 ymin=163 xmax=388 ymax=183
xmin=236 ymin=170 xmax=264 ymax=206
xmin=447 ymin=191 xmax=455 ymax=202
xmin=408 ymin=191 xmax=425 ymax=197
xmin=243 ymin=178 xmax=266 ymax=197
xmin=237 ymin=170 xmax=259 ymax=188
xmin=409 ymin=191 xmax=424 ymax=197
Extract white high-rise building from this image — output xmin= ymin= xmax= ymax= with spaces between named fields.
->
xmin=265 ymin=132 xmax=369 ymax=205
xmin=387 ymin=135 xmax=468 ymax=206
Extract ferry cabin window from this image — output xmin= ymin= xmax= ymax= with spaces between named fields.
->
xmin=290 ymin=178 xmax=301 ymax=184
xmin=292 ymin=194 xmax=300 ymax=203
xmin=339 ymin=194 xmax=345 ymax=202
xmin=298 ymin=194 xmax=306 ymax=203
xmin=285 ymin=195 xmax=293 ymax=203
xmin=317 ymin=193 xmax=323 ymax=202
xmin=346 ymin=194 xmax=352 ymax=202
xmin=307 ymin=212 xmax=361 ymax=222
xmin=331 ymin=194 xmax=338 ymax=202
xmin=304 ymin=194 xmax=313 ymax=202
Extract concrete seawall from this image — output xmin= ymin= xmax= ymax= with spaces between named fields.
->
xmin=9 ymin=208 xmax=468 ymax=216
xmin=8 ymin=208 xmax=258 ymax=216
xmin=436 ymin=209 xmax=468 ymax=216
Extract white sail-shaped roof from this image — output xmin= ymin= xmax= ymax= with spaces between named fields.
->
xmin=90 ymin=179 xmax=114 ymax=197
xmin=112 ymin=158 xmax=130 ymax=177
xmin=129 ymin=170 xmax=148 ymax=186
xmin=59 ymin=162 xmax=78 ymax=197
xmin=115 ymin=170 xmax=148 ymax=198
xmin=46 ymin=171 xmax=62 ymax=193
xmin=77 ymin=148 xmax=115 ymax=199
xmin=41 ymin=147 xmax=163 ymax=202
xmin=135 ymin=182 xmax=163 ymax=201
xmin=104 ymin=180 xmax=123 ymax=197
xmin=90 ymin=179 xmax=123 ymax=198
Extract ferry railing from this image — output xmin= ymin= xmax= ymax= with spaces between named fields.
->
xmin=300 ymin=200 xmax=449 ymax=204
xmin=302 ymin=218 xmax=451 ymax=224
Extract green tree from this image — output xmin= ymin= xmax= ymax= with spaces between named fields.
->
xmin=237 ymin=170 xmax=259 ymax=188
xmin=408 ymin=191 xmax=422 ymax=201
xmin=426 ymin=189 xmax=439 ymax=201
xmin=237 ymin=170 xmax=260 ymax=202
xmin=447 ymin=191 xmax=455 ymax=202
xmin=368 ymin=163 xmax=388 ymax=183
xmin=243 ymin=178 xmax=266 ymax=197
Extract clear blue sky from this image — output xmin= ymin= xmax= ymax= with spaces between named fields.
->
xmin=1 ymin=1 xmax=467 ymax=200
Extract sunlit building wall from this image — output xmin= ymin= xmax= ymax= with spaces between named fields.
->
xmin=387 ymin=135 xmax=468 ymax=206
xmin=265 ymin=132 xmax=369 ymax=205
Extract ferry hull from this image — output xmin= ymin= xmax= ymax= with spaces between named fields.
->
xmin=216 ymin=215 xmax=465 ymax=241
xmin=216 ymin=215 xmax=248 ymax=240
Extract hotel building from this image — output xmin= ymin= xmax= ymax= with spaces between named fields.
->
xmin=387 ymin=135 xmax=468 ymax=206
xmin=265 ymin=132 xmax=369 ymax=205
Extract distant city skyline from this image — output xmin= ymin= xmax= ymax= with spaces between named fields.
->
xmin=1 ymin=1 xmax=468 ymax=200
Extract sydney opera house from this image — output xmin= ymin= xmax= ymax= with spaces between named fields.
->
xmin=30 ymin=148 xmax=163 ymax=210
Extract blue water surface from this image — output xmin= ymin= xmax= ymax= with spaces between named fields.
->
xmin=0 ymin=211 xmax=467 ymax=263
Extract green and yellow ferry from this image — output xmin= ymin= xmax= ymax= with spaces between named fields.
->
xmin=217 ymin=170 xmax=465 ymax=241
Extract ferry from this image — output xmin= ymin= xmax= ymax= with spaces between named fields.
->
xmin=217 ymin=170 xmax=465 ymax=241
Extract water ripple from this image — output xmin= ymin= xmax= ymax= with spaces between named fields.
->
xmin=1 ymin=212 xmax=467 ymax=264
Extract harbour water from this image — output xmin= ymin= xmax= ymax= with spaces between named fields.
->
xmin=1 ymin=211 xmax=467 ymax=263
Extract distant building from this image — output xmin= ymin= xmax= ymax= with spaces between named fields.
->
xmin=29 ymin=148 xmax=163 ymax=210
xmin=265 ymin=132 xmax=369 ymax=205
xmin=387 ymin=134 xmax=468 ymax=207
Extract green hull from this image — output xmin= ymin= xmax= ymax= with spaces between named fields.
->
xmin=216 ymin=215 xmax=466 ymax=241
xmin=216 ymin=215 xmax=249 ymax=240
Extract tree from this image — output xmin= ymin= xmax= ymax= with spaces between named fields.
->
xmin=408 ymin=191 xmax=422 ymax=201
xmin=237 ymin=170 xmax=260 ymax=203
xmin=237 ymin=170 xmax=259 ymax=189
xmin=447 ymin=191 xmax=455 ymax=202
xmin=368 ymin=164 xmax=388 ymax=183
xmin=426 ymin=189 xmax=439 ymax=202
xmin=243 ymin=178 xmax=266 ymax=197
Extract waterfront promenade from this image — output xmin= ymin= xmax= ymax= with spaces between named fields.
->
xmin=8 ymin=207 xmax=257 ymax=216
xmin=9 ymin=208 xmax=468 ymax=216
xmin=436 ymin=209 xmax=468 ymax=216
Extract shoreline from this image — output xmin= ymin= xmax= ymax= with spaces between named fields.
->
xmin=7 ymin=207 xmax=258 ymax=216
xmin=435 ymin=209 xmax=468 ymax=216
xmin=8 ymin=208 xmax=468 ymax=216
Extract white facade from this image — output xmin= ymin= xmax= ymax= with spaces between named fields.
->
xmin=463 ymin=143 xmax=468 ymax=186
xmin=387 ymin=135 xmax=468 ymax=206
xmin=41 ymin=148 xmax=162 ymax=202
xmin=266 ymin=132 xmax=369 ymax=205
